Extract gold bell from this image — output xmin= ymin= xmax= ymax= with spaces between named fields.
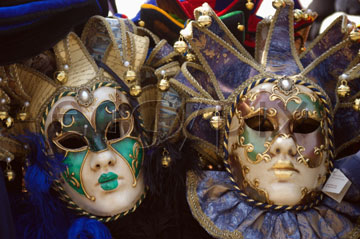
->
xmin=5 ymin=116 xmax=14 ymax=128
xmin=210 ymin=106 xmax=224 ymax=130
xmin=237 ymin=23 xmax=245 ymax=31
xmin=125 ymin=69 xmax=136 ymax=84
xmin=174 ymin=37 xmax=188 ymax=54
xmin=210 ymin=114 xmax=224 ymax=129
xmin=185 ymin=52 xmax=196 ymax=62
xmin=350 ymin=30 xmax=360 ymax=42
xmin=272 ymin=0 xmax=285 ymax=9
xmin=161 ymin=149 xmax=171 ymax=168
xmin=0 ymin=111 xmax=8 ymax=120
xmin=5 ymin=169 xmax=15 ymax=182
xmin=353 ymin=98 xmax=360 ymax=111
xmin=158 ymin=78 xmax=170 ymax=92
xmin=55 ymin=71 xmax=67 ymax=84
xmin=293 ymin=9 xmax=303 ymax=22
xmin=245 ymin=0 xmax=254 ymax=10
xmin=138 ymin=20 xmax=145 ymax=27
xmin=198 ymin=14 xmax=212 ymax=28
xmin=337 ymin=80 xmax=350 ymax=97
xmin=17 ymin=112 xmax=27 ymax=121
xmin=130 ymin=84 xmax=142 ymax=97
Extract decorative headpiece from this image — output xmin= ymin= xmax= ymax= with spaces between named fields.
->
xmin=0 ymin=15 xmax=179 ymax=225
xmin=170 ymin=0 xmax=360 ymax=210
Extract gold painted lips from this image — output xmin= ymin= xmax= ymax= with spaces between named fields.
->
xmin=270 ymin=160 xmax=299 ymax=181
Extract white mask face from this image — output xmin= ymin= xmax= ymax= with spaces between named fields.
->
xmin=228 ymin=80 xmax=329 ymax=205
xmin=45 ymin=86 xmax=145 ymax=216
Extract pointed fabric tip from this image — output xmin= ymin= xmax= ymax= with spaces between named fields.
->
xmin=186 ymin=21 xmax=261 ymax=99
xmin=264 ymin=3 xmax=302 ymax=75
xmin=300 ymin=16 xmax=348 ymax=67
xmin=304 ymin=39 xmax=360 ymax=106
xmin=194 ymin=3 xmax=253 ymax=59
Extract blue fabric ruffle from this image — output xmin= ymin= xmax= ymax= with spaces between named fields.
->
xmin=187 ymin=156 xmax=360 ymax=239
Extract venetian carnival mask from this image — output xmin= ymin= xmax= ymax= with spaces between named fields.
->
xmin=172 ymin=1 xmax=360 ymax=210
xmin=228 ymin=78 xmax=329 ymax=205
xmin=45 ymin=86 xmax=144 ymax=216
xmin=0 ymin=13 xmax=180 ymax=219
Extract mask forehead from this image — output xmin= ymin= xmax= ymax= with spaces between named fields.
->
xmin=45 ymin=87 xmax=128 ymax=130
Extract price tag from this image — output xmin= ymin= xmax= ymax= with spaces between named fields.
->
xmin=322 ymin=168 xmax=351 ymax=203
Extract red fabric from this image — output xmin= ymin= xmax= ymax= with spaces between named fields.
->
xmin=176 ymin=0 xmax=217 ymax=19
xmin=247 ymin=14 xmax=261 ymax=32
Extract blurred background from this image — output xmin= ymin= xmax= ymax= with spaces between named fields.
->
xmin=114 ymin=0 xmax=311 ymax=18
xmin=114 ymin=0 xmax=360 ymax=34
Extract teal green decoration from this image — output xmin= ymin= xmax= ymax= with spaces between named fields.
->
xmin=110 ymin=137 xmax=143 ymax=178
xmin=62 ymin=150 xmax=88 ymax=195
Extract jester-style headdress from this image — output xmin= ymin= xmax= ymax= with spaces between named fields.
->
xmin=0 ymin=15 xmax=179 ymax=238
xmin=171 ymin=0 xmax=360 ymax=168
xmin=165 ymin=1 xmax=360 ymax=238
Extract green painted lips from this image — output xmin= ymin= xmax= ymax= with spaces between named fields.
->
xmin=98 ymin=172 xmax=119 ymax=191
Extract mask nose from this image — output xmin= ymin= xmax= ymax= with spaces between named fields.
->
xmin=269 ymin=134 xmax=297 ymax=158
xmin=90 ymin=150 xmax=116 ymax=171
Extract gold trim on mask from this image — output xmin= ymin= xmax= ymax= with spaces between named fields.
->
xmin=129 ymin=142 xmax=140 ymax=187
xmin=64 ymin=167 xmax=81 ymax=189
xmin=269 ymin=84 xmax=301 ymax=107
xmin=53 ymin=131 xmax=90 ymax=153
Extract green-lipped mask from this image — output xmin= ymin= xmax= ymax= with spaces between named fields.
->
xmin=45 ymin=86 xmax=145 ymax=217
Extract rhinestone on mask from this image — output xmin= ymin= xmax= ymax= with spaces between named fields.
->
xmin=277 ymin=77 xmax=295 ymax=95
xmin=76 ymin=88 xmax=94 ymax=107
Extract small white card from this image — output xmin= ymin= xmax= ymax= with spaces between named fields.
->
xmin=322 ymin=168 xmax=351 ymax=203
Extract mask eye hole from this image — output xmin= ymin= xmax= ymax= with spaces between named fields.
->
xmin=106 ymin=120 xmax=132 ymax=141
xmin=245 ymin=115 xmax=274 ymax=132
xmin=293 ymin=118 xmax=320 ymax=134
xmin=54 ymin=133 xmax=88 ymax=151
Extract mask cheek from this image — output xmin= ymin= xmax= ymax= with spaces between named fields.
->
xmin=293 ymin=128 xmax=326 ymax=168
xmin=241 ymin=125 xmax=272 ymax=163
xmin=109 ymin=137 xmax=144 ymax=179
xmin=62 ymin=150 xmax=88 ymax=196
